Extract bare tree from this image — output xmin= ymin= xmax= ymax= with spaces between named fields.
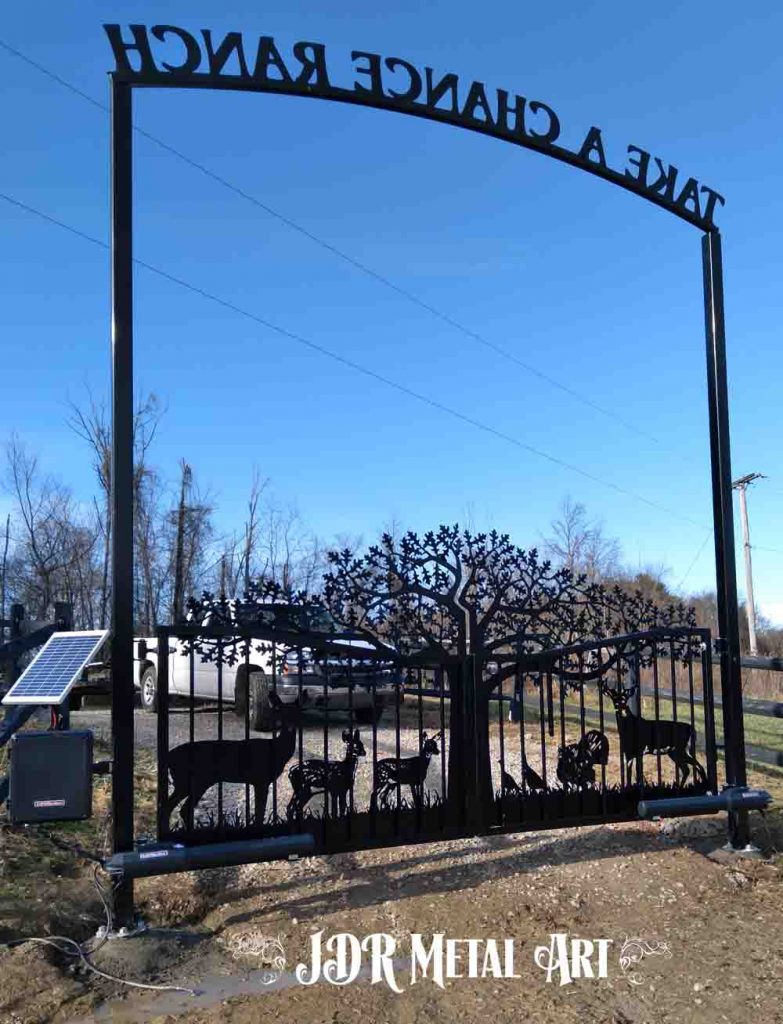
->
xmin=3 ymin=436 xmax=101 ymax=623
xmin=67 ymin=389 xmax=163 ymax=626
xmin=165 ymin=463 xmax=214 ymax=624
xmin=135 ymin=465 xmax=166 ymax=632
xmin=242 ymin=469 xmax=266 ymax=596
xmin=1 ymin=513 xmax=9 ymax=639
xmin=200 ymin=470 xmax=269 ymax=600
xmin=544 ymin=496 xmax=621 ymax=582
xmin=171 ymin=461 xmax=193 ymax=623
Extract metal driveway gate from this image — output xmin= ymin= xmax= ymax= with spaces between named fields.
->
xmin=103 ymin=24 xmax=750 ymax=922
xmin=154 ymin=624 xmax=717 ymax=854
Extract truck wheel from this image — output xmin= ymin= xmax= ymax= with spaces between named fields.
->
xmin=249 ymin=671 xmax=275 ymax=731
xmin=355 ymin=705 xmax=384 ymax=726
xmin=233 ymin=667 xmax=248 ymax=718
xmin=234 ymin=665 xmax=263 ymax=719
xmin=140 ymin=666 xmax=158 ymax=713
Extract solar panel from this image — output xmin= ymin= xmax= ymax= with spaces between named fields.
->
xmin=2 ymin=631 xmax=109 ymax=706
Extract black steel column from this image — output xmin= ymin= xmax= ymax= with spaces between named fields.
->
xmin=110 ymin=77 xmax=136 ymax=924
xmin=701 ymin=230 xmax=749 ymax=849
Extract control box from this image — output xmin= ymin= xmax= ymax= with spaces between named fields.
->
xmin=8 ymin=730 xmax=93 ymax=823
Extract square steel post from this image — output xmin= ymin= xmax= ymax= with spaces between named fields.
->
xmin=701 ymin=230 xmax=749 ymax=849
xmin=110 ymin=76 xmax=136 ymax=925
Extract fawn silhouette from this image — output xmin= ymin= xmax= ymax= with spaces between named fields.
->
xmin=370 ymin=731 xmax=441 ymax=811
xmin=286 ymin=728 xmax=366 ymax=819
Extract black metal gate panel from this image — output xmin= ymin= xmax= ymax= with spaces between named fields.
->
xmin=154 ymin=625 xmax=717 ymax=854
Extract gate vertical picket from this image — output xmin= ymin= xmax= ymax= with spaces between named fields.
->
xmin=156 ymin=626 xmax=169 ymax=841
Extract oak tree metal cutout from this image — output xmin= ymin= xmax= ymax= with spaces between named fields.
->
xmin=322 ymin=524 xmax=696 ymax=817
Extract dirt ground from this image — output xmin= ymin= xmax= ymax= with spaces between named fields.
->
xmin=1 ymin=789 xmax=782 ymax=1024
xmin=2 ymin=700 xmax=782 ymax=1024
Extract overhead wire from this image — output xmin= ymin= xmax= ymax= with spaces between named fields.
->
xmin=0 ymin=36 xmax=660 ymax=444
xmin=0 ymin=189 xmax=705 ymax=529
xmin=675 ymin=532 xmax=713 ymax=591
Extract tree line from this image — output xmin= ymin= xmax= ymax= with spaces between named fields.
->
xmin=1 ymin=391 xmax=328 ymax=635
xmin=1 ymin=392 xmax=779 ymax=655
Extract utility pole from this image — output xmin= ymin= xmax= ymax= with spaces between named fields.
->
xmin=171 ymin=460 xmax=193 ymax=624
xmin=731 ymin=472 xmax=765 ymax=655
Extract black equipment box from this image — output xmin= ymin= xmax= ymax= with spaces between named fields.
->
xmin=8 ymin=730 xmax=93 ymax=823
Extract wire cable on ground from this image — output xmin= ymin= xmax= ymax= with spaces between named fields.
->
xmin=3 ymin=862 xmax=196 ymax=995
xmin=0 ymin=188 xmax=706 ymax=530
xmin=0 ymin=36 xmax=660 ymax=445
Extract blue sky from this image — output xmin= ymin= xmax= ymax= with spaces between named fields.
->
xmin=1 ymin=3 xmax=782 ymax=621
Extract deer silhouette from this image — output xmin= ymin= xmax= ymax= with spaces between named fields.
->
xmin=164 ymin=692 xmax=305 ymax=829
xmin=286 ymin=729 xmax=366 ymax=819
xmin=370 ymin=731 xmax=441 ymax=811
xmin=604 ymin=679 xmax=706 ymax=786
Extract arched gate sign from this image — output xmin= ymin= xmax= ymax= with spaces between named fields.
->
xmin=104 ymin=25 xmax=748 ymax=921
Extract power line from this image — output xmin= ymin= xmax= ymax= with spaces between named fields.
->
xmin=0 ymin=188 xmax=704 ymax=529
xmin=675 ymin=531 xmax=712 ymax=591
xmin=0 ymin=36 xmax=660 ymax=445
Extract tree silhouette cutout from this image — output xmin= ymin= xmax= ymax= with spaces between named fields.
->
xmin=183 ymin=525 xmax=697 ymax=824
xmin=323 ymin=525 xmax=695 ymax=818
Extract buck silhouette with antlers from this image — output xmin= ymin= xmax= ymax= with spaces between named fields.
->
xmin=165 ymin=691 xmax=306 ymax=829
xmin=603 ymin=677 xmax=705 ymax=786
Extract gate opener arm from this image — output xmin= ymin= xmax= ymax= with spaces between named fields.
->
xmin=638 ymin=786 xmax=772 ymax=819
xmin=104 ymin=834 xmax=316 ymax=879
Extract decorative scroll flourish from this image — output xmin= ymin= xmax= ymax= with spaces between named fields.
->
xmin=619 ymin=938 xmax=673 ymax=986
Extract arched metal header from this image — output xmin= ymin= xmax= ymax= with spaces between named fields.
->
xmin=104 ymin=24 xmax=724 ymax=232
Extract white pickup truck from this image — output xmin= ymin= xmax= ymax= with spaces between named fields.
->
xmin=134 ymin=605 xmax=401 ymax=730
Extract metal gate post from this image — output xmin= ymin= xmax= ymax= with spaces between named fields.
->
xmin=462 ymin=654 xmax=486 ymax=833
xmin=156 ymin=627 xmax=170 ymax=840
xmin=701 ymin=231 xmax=749 ymax=850
xmin=55 ymin=602 xmax=74 ymax=729
xmin=110 ymin=76 xmax=136 ymax=925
